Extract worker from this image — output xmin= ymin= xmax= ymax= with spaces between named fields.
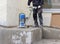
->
xmin=28 ymin=0 xmax=44 ymax=27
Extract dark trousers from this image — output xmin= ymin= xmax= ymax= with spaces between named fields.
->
xmin=33 ymin=6 xmax=43 ymax=26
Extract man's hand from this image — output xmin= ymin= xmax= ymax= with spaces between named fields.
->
xmin=33 ymin=6 xmax=37 ymax=9
xmin=38 ymin=6 xmax=41 ymax=8
xmin=28 ymin=6 xmax=33 ymax=11
xmin=28 ymin=6 xmax=30 ymax=8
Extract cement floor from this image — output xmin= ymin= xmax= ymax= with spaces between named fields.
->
xmin=0 ymin=26 xmax=60 ymax=44
xmin=33 ymin=39 xmax=60 ymax=44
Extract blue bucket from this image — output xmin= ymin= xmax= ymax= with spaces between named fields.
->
xmin=19 ymin=13 xmax=25 ymax=27
xmin=19 ymin=13 xmax=25 ymax=19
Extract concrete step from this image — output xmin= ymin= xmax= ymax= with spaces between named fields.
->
xmin=33 ymin=39 xmax=60 ymax=44
xmin=0 ymin=27 xmax=42 ymax=44
xmin=43 ymin=27 xmax=60 ymax=39
xmin=0 ymin=26 xmax=60 ymax=44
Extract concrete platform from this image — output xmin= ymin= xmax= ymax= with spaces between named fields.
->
xmin=33 ymin=39 xmax=60 ymax=44
xmin=0 ymin=26 xmax=60 ymax=44
xmin=43 ymin=27 xmax=60 ymax=39
xmin=0 ymin=27 xmax=42 ymax=44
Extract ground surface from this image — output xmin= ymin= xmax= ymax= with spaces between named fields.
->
xmin=33 ymin=39 xmax=60 ymax=44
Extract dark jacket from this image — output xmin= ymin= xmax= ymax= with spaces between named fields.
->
xmin=28 ymin=0 xmax=44 ymax=6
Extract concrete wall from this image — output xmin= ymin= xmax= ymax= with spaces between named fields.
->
xmin=0 ymin=0 xmax=52 ymax=26
xmin=7 ymin=0 xmax=29 ymax=26
xmin=0 ymin=0 xmax=7 ymax=25
xmin=51 ymin=0 xmax=60 ymax=8
xmin=0 ymin=0 xmax=53 ymax=26
xmin=0 ymin=27 xmax=42 ymax=44
xmin=42 ymin=12 xmax=52 ymax=26
xmin=0 ymin=0 xmax=34 ymax=26
xmin=7 ymin=0 xmax=19 ymax=26
xmin=43 ymin=27 xmax=60 ymax=39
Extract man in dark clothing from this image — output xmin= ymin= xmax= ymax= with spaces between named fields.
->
xmin=28 ymin=0 xmax=44 ymax=27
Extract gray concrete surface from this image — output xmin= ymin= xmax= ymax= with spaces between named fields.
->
xmin=33 ymin=27 xmax=60 ymax=44
xmin=0 ymin=27 xmax=42 ymax=44
xmin=0 ymin=26 xmax=60 ymax=44
xmin=43 ymin=27 xmax=60 ymax=39
xmin=33 ymin=39 xmax=60 ymax=44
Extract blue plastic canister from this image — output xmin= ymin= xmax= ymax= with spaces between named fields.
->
xmin=19 ymin=13 xmax=25 ymax=27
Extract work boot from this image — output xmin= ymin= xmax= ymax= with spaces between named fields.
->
xmin=34 ymin=25 xmax=39 ymax=27
xmin=34 ymin=22 xmax=39 ymax=27
xmin=39 ymin=24 xmax=43 ymax=29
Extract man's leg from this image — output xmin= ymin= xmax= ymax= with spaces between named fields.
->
xmin=38 ymin=8 xmax=43 ymax=26
xmin=33 ymin=8 xmax=38 ymax=27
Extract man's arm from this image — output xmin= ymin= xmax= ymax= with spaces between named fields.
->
xmin=28 ymin=0 xmax=32 ymax=6
xmin=39 ymin=0 xmax=44 ymax=6
xmin=42 ymin=0 xmax=44 ymax=5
